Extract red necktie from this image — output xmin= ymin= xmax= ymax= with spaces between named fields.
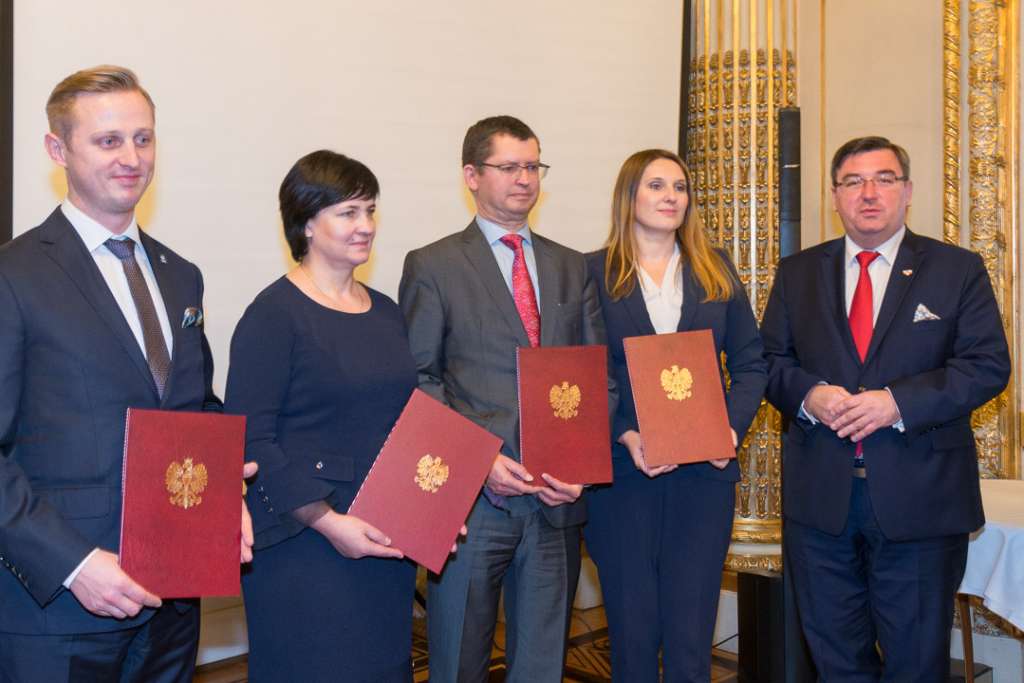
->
xmin=849 ymin=250 xmax=879 ymax=462
xmin=849 ymin=251 xmax=880 ymax=361
xmin=499 ymin=234 xmax=541 ymax=347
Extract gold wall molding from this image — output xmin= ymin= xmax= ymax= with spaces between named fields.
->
xmin=943 ymin=0 xmax=1021 ymax=642
xmin=944 ymin=0 xmax=962 ymax=245
xmin=724 ymin=552 xmax=783 ymax=573
xmin=945 ymin=0 xmax=1020 ymax=480
xmin=689 ymin=0 xmax=798 ymax=562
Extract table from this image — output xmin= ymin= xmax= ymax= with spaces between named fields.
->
xmin=958 ymin=479 xmax=1024 ymax=683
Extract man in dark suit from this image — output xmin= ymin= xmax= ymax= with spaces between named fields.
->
xmin=0 ymin=66 xmax=254 ymax=682
xmin=761 ymin=136 xmax=1010 ymax=681
xmin=400 ymin=115 xmax=612 ymax=682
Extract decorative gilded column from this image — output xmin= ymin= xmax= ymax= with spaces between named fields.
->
xmin=688 ymin=0 xmax=798 ymax=572
xmin=944 ymin=0 xmax=1020 ymax=481
xmin=944 ymin=0 xmax=1022 ymax=643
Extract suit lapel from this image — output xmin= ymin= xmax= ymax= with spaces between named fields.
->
xmin=534 ymin=238 xmax=561 ymax=347
xmin=459 ymin=222 xmax=531 ymax=347
xmin=820 ymin=239 xmax=862 ymax=366
xmin=39 ymin=209 xmax=159 ymax=397
xmin=139 ymin=231 xmax=181 ymax=405
xmin=863 ymin=231 xmax=922 ymax=365
xmin=676 ymin=260 xmax=700 ymax=332
xmin=622 ymin=276 xmax=657 ymax=336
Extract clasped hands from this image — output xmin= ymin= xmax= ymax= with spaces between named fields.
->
xmin=619 ymin=428 xmax=738 ymax=478
xmin=70 ymin=461 xmax=260 ymax=620
xmin=485 ymin=454 xmax=583 ymax=507
xmin=803 ymin=384 xmax=900 ymax=442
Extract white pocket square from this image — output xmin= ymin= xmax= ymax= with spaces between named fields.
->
xmin=913 ymin=303 xmax=941 ymax=323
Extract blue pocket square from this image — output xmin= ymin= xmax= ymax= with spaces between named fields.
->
xmin=181 ymin=307 xmax=204 ymax=328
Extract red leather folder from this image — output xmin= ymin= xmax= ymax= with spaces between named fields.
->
xmin=623 ymin=330 xmax=734 ymax=466
xmin=119 ymin=408 xmax=245 ymax=598
xmin=517 ymin=345 xmax=612 ymax=484
xmin=348 ymin=390 xmax=501 ymax=574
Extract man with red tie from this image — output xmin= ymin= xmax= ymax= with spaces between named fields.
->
xmin=761 ymin=136 xmax=1010 ymax=681
xmin=400 ymin=116 xmax=612 ymax=681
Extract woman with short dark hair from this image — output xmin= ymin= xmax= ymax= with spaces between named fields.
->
xmin=226 ymin=150 xmax=417 ymax=682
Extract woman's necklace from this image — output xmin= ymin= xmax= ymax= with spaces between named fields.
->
xmin=300 ymin=264 xmax=366 ymax=310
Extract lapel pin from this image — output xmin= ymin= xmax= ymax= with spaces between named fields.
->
xmin=902 ymin=269 xmax=912 ymax=276
xmin=159 ymin=254 xmax=168 ymax=264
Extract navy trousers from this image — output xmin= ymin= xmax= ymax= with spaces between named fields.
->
xmin=585 ymin=472 xmax=736 ymax=683
xmin=0 ymin=602 xmax=199 ymax=683
xmin=786 ymin=477 xmax=968 ymax=682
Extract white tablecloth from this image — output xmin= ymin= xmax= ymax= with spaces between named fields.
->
xmin=959 ymin=479 xmax=1024 ymax=631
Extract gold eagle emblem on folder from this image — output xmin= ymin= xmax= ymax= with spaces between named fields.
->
xmin=661 ymin=365 xmax=693 ymax=401
xmin=165 ymin=458 xmax=208 ymax=509
xmin=415 ymin=454 xmax=449 ymax=493
xmin=549 ymin=381 xmax=582 ymax=420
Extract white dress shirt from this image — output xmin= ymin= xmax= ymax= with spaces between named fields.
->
xmin=844 ymin=226 xmax=905 ymax=324
xmin=61 ymin=200 xmax=174 ymax=359
xmin=60 ymin=199 xmax=174 ymax=589
xmin=637 ymin=243 xmax=683 ymax=334
xmin=800 ymin=226 xmax=906 ymax=431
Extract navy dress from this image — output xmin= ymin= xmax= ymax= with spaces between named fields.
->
xmin=225 ymin=277 xmax=417 ymax=683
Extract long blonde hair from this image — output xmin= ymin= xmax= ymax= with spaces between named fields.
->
xmin=603 ymin=149 xmax=734 ymax=302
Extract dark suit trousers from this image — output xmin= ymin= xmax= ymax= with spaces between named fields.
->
xmin=584 ymin=472 xmax=735 ymax=683
xmin=0 ymin=603 xmax=199 ymax=683
xmin=786 ymin=478 xmax=968 ymax=682
xmin=427 ymin=499 xmax=581 ymax=683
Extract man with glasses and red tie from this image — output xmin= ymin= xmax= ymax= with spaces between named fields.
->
xmin=761 ymin=136 xmax=1010 ymax=681
xmin=400 ymin=115 xmax=612 ymax=682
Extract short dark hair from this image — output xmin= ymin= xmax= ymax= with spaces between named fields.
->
xmin=831 ymin=136 xmax=911 ymax=185
xmin=279 ymin=150 xmax=379 ymax=262
xmin=461 ymin=115 xmax=539 ymax=167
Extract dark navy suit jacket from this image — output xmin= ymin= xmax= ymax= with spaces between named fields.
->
xmin=0 ymin=208 xmax=218 ymax=635
xmin=761 ymin=229 xmax=1010 ymax=541
xmin=586 ymin=248 xmax=767 ymax=481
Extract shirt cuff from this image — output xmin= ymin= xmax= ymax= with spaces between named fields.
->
xmin=884 ymin=387 xmax=905 ymax=432
xmin=798 ymin=400 xmax=818 ymax=425
xmin=63 ymin=548 xmax=100 ymax=589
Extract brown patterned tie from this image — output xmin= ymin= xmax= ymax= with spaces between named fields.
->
xmin=105 ymin=238 xmax=171 ymax=397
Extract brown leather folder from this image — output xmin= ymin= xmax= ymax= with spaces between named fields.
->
xmin=348 ymin=389 xmax=501 ymax=574
xmin=623 ymin=329 xmax=734 ymax=465
xmin=517 ymin=345 xmax=612 ymax=484
xmin=119 ymin=408 xmax=246 ymax=597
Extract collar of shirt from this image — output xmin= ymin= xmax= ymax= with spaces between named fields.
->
xmin=637 ymin=242 xmax=682 ymax=298
xmin=844 ymin=225 xmax=905 ymax=268
xmin=62 ymin=199 xmax=143 ymax=253
xmin=476 ymin=215 xmax=533 ymax=247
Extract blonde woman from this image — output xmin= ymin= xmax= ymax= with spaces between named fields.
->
xmin=583 ymin=149 xmax=767 ymax=682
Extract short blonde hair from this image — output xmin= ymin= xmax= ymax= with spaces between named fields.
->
xmin=46 ymin=65 xmax=154 ymax=140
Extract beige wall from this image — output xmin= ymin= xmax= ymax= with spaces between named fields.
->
xmin=13 ymin=0 xmax=683 ymax=394
xmin=798 ymin=0 xmax=943 ymax=248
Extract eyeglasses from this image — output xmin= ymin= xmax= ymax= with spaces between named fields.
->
xmin=478 ymin=162 xmax=550 ymax=179
xmin=834 ymin=172 xmax=908 ymax=191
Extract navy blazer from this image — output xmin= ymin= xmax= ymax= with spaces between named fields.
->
xmin=761 ymin=229 xmax=1010 ymax=541
xmin=0 ymin=208 xmax=218 ymax=635
xmin=587 ymin=248 xmax=767 ymax=482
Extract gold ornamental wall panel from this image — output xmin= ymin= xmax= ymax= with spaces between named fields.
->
xmin=688 ymin=0 xmax=798 ymax=572
xmin=944 ymin=0 xmax=1021 ymax=480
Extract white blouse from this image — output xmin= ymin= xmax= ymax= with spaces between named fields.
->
xmin=637 ymin=244 xmax=683 ymax=335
